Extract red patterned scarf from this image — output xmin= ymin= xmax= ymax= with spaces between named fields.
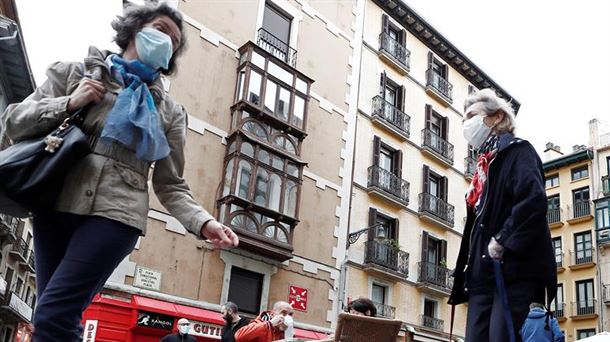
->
xmin=466 ymin=151 xmax=497 ymax=209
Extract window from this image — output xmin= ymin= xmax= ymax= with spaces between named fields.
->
xmin=421 ymin=231 xmax=447 ymax=267
xmin=372 ymin=283 xmax=387 ymax=305
xmin=545 ymin=174 xmax=559 ymax=188
xmin=14 ymin=277 xmax=23 ymax=297
xmin=425 ymin=105 xmax=449 ymax=140
xmin=380 ymin=14 xmax=407 ymax=66
xmin=468 ymin=85 xmax=477 ymax=95
xmin=552 ymin=237 xmax=562 ymax=267
xmin=372 ymin=136 xmax=403 ymax=178
xmin=571 ymin=165 xmax=589 ymax=181
xmin=596 ymin=200 xmax=610 ymax=229
xmin=423 ymin=299 xmax=437 ymax=318
xmin=429 ymin=55 xmax=446 ymax=78
xmin=550 ymin=284 xmax=564 ymax=314
xmin=577 ymin=329 xmax=596 ymax=339
xmin=228 ymin=267 xmax=264 ymax=315
xmin=262 ymin=2 xmax=291 ymax=45
xmin=574 ymin=231 xmax=593 ymax=264
xmin=548 ymin=195 xmax=560 ymax=210
xmin=547 ymin=195 xmax=560 ymax=224
xmin=2 ymin=326 xmax=13 ymax=342
xmin=368 ymin=208 xmax=398 ymax=241
xmin=576 ymin=279 xmax=595 ymax=315
xmin=379 ymin=72 xmax=404 ymax=111
xmin=467 ymin=145 xmax=477 ymax=160
xmin=572 ymin=187 xmax=590 ymax=218
xmin=422 ymin=166 xmax=448 ymax=201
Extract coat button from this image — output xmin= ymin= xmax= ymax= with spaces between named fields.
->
xmin=86 ymin=190 xmax=93 ymax=196
xmin=482 ymin=255 xmax=486 ymax=259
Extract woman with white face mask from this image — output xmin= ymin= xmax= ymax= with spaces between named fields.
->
xmin=1 ymin=3 xmax=238 ymax=341
xmin=448 ymin=89 xmax=557 ymax=342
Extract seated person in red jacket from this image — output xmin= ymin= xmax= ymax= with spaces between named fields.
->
xmin=235 ymin=301 xmax=293 ymax=342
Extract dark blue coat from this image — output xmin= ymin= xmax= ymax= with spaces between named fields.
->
xmin=448 ymin=134 xmax=557 ymax=305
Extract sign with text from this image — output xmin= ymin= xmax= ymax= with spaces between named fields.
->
xmin=133 ymin=267 xmax=162 ymax=291
xmin=188 ymin=320 xmax=223 ymax=339
xmin=82 ymin=320 xmax=98 ymax=342
xmin=137 ymin=311 xmax=174 ymax=330
xmin=9 ymin=292 xmax=32 ymax=321
xmin=288 ymin=285 xmax=308 ymax=312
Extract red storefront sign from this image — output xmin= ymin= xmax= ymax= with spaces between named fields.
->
xmin=288 ymin=285 xmax=308 ymax=312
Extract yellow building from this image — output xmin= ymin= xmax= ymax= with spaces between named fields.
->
xmin=343 ymin=0 xmax=520 ymax=341
xmin=543 ymin=143 xmax=599 ymax=340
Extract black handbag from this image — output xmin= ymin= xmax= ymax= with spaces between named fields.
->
xmin=0 ymin=107 xmax=91 ymax=217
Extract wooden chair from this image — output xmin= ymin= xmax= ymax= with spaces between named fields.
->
xmin=327 ymin=313 xmax=402 ymax=342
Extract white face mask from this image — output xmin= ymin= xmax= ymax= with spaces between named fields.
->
xmin=283 ymin=315 xmax=294 ymax=338
xmin=463 ymin=115 xmax=492 ymax=149
xmin=179 ymin=325 xmax=190 ymax=335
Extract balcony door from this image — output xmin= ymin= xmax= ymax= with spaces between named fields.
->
xmin=262 ymin=2 xmax=292 ymax=62
xmin=380 ymin=72 xmax=404 ymax=121
xmin=425 ymin=105 xmax=449 ymax=152
xmin=547 ymin=195 xmax=560 ymax=223
xmin=552 ymin=237 xmax=562 ymax=267
xmin=574 ymin=231 xmax=593 ymax=264
xmin=368 ymin=208 xmax=398 ymax=267
xmin=572 ymin=187 xmax=590 ymax=218
xmin=550 ymin=283 xmax=564 ymax=315
xmin=373 ymin=137 xmax=403 ymax=180
xmin=422 ymin=166 xmax=448 ymax=215
xmin=576 ymin=279 xmax=594 ymax=315
xmin=421 ymin=231 xmax=447 ymax=286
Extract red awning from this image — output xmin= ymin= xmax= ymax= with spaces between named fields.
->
xmin=132 ymin=295 xmax=224 ymax=325
xmin=294 ymin=328 xmax=330 ymax=339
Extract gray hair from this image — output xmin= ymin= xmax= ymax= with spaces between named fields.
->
xmin=223 ymin=301 xmax=239 ymax=314
xmin=464 ymin=88 xmax=516 ymax=134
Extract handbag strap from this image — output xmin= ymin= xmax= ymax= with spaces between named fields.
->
xmin=493 ymin=259 xmax=516 ymax=342
xmin=449 ymin=304 xmax=455 ymax=342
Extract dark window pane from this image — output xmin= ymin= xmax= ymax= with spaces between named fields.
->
xmin=263 ymin=3 xmax=291 ymax=45
xmin=228 ymin=267 xmax=264 ymax=315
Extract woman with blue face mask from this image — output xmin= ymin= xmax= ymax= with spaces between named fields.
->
xmin=448 ymin=89 xmax=556 ymax=342
xmin=1 ymin=3 xmax=238 ymax=341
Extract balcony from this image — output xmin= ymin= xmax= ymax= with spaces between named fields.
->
xmin=604 ymin=284 xmax=610 ymax=305
xmin=547 ymin=208 xmax=563 ymax=229
xmin=464 ymin=157 xmax=476 ymax=180
xmin=378 ymin=32 xmax=410 ymax=74
xmin=421 ymin=315 xmax=444 ymax=331
xmin=421 ymin=128 xmax=454 ymax=166
xmin=0 ymin=214 xmax=19 ymax=244
xmin=425 ymin=69 xmax=453 ymax=105
xmin=569 ymin=247 xmax=596 ymax=270
xmin=363 ymin=240 xmax=409 ymax=280
xmin=602 ymin=176 xmax=610 ymax=197
xmin=26 ymin=252 xmax=35 ymax=273
xmin=9 ymin=238 xmax=28 ymax=263
xmin=367 ymin=165 xmax=410 ymax=207
xmin=570 ymin=300 xmax=598 ymax=320
xmin=417 ymin=262 xmax=453 ymax=296
xmin=554 ymin=303 xmax=566 ymax=322
xmin=1 ymin=291 xmax=33 ymax=322
xmin=373 ymin=301 xmax=396 ymax=319
xmin=418 ymin=193 xmax=455 ymax=229
xmin=256 ymin=28 xmax=297 ymax=68
xmin=371 ymin=95 xmax=410 ymax=140
xmin=567 ymin=201 xmax=593 ymax=224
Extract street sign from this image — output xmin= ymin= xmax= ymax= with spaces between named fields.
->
xmin=288 ymin=285 xmax=308 ymax=312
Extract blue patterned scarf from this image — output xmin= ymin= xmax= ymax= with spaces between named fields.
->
xmin=100 ymin=54 xmax=170 ymax=161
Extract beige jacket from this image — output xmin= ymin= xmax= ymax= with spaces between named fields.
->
xmin=1 ymin=47 xmax=213 ymax=236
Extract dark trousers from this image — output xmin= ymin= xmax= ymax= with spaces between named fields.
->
xmin=466 ymin=281 xmax=544 ymax=342
xmin=32 ymin=212 xmax=140 ymax=342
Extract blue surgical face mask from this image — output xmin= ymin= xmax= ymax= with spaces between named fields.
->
xmin=135 ymin=27 xmax=173 ymax=70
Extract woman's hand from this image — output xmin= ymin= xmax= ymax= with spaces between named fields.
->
xmin=67 ymin=78 xmax=106 ymax=113
xmin=200 ymin=220 xmax=239 ymax=249
xmin=488 ymin=237 xmax=505 ymax=260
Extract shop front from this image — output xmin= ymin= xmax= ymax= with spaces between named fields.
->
xmin=82 ymin=293 xmax=328 ymax=341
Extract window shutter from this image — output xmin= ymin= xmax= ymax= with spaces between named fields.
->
xmin=382 ymin=14 xmax=389 ymax=33
xmin=373 ymin=136 xmax=381 ymax=166
xmin=380 ymin=71 xmax=387 ymax=100
xmin=394 ymin=150 xmax=403 ymax=178
xmin=442 ymin=64 xmax=449 ymax=79
xmin=401 ymin=29 xmax=407 ymax=47
xmin=442 ymin=116 xmax=449 ymax=140
xmin=441 ymin=176 xmax=448 ymax=201
xmin=440 ymin=240 xmax=448 ymax=263
xmin=421 ymin=231 xmax=429 ymax=262
xmin=368 ymin=207 xmax=378 ymax=241
xmin=422 ymin=165 xmax=430 ymax=193
xmin=425 ymin=104 xmax=432 ymax=130
xmin=397 ymin=85 xmax=405 ymax=111
xmin=427 ymin=51 xmax=434 ymax=70
xmin=393 ymin=218 xmax=400 ymax=241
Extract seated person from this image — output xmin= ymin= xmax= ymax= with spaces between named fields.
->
xmin=347 ymin=297 xmax=377 ymax=317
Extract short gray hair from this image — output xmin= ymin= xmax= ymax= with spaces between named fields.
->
xmin=464 ymin=88 xmax=516 ymax=134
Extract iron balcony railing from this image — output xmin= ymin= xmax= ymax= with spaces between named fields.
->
xmin=0 ymin=214 xmax=19 ymax=237
xmin=603 ymin=284 xmax=610 ymax=304
xmin=602 ymin=175 xmax=610 ymax=196
xmin=426 ymin=69 xmax=453 ymax=101
xmin=421 ymin=315 xmax=444 ymax=331
xmin=364 ymin=240 xmax=409 ymax=278
xmin=10 ymin=238 xmax=28 ymax=261
xmin=571 ymin=247 xmax=595 ymax=265
xmin=417 ymin=262 xmax=453 ymax=291
xmin=418 ymin=192 xmax=455 ymax=227
xmin=256 ymin=28 xmax=297 ymax=68
xmin=371 ymin=95 xmax=410 ymax=137
xmin=554 ymin=303 xmax=566 ymax=318
xmin=555 ymin=252 xmax=564 ymax=268
xmin=464 ymin=157 xmax=476 ymax=178
xmin=27 ymin=252 xmax=35 ymax=272
xmin=373 ymin=301 xmax=396 ymax=319
xmin=547 ymin=208 xmax=562 ymax=225
xmin=421 ymin=128 xmax=454 ymax=164
xmin=571 ymin=300 xmax=596 ymax=316
xmin=367 ymin=165 xmax=410 ymax=204
xmin=570 ymin=201 xmax=592 ymax=219
xmin=379 ymin=32 xmax=410 ymax=69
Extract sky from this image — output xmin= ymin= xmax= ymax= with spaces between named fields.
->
xmin=15 ymin=0 xmax=610 ymax=156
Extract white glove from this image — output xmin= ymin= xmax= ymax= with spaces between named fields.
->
xmin=488 ymin=237 xmax=504 ymax=260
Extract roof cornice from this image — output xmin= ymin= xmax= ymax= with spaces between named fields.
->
xmin=372 ymin=0 xmax=521 ymax=113
xmin=542 ymin=149 xmax=594 ymax=172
